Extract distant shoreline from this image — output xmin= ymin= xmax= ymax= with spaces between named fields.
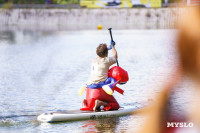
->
xmin=0 ymin=4 xmax=81 ymax=9
xmin=0 ymin=8 xmax=186 ymax=31
xmin=0 ymin=3 xmax=189 ymax=9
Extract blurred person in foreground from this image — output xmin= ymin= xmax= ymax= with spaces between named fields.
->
xmin=137 ymin=7 xmax=200 ymax=133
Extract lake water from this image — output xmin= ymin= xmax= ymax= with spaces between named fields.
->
xmin=0 ymin=29 xmax=193 ymax=132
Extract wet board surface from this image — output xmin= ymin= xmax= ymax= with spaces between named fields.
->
xmin=37 ymin=102 xmax=146 ymax=123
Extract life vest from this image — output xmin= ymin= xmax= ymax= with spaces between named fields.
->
xmin=80 ymin=66 xmax=129 ymax=111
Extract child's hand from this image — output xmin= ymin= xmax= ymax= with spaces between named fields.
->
xmin=108 ymin=41 xmax=116 ymax=50
xmin=111 ymin=40 xmax=116 ymax=46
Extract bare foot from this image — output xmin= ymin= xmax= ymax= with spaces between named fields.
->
xmin=93 ymin=100 xmax=108 ymax=111
xmin=93 ymin=100 xmax=100 ymax=111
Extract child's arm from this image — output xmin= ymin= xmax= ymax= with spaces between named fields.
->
xmin=112 ymin=45 xmax=118 ymax=59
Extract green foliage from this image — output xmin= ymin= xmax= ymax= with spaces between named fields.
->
xmin=2 ymin=2 xmax=13 ymax=8
xmin=0 ymin=0 xmax=45 ymax=4
xmin=53 ymin=0 xmax=79 ymax=4
xmin=0 ymin=0 xmax=6 ymax=4
xmin=168 ymin=0 xmax=184 ymax=3
xmin=0 ymin=0 xmax=80 ymax=4
xmin=0 ymin=0 xmax=184 ymax=4
xmin=162 ymin=0 xmax=185 ymax=3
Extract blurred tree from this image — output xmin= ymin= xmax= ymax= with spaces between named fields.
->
xmin=0 ymin=0 xmax=79 ymax=4
xmin=162 ymin=0 xmax=185 ymax=3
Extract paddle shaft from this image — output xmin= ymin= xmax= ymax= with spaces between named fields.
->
xmin=108 ymin=28 xmax=119 ymax=66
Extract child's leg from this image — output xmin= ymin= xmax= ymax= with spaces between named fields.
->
xmin=93 ymin=100 xmax=108 ymax=111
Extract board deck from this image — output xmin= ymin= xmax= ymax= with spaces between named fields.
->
xmin=37 ymin=102 xmax=145 ymax=123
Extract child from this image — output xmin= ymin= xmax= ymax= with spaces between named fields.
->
xmin=80 ymin=42 xmax=119 ymax=111
xmin=87 ymin=43 xmax=117 ymax=87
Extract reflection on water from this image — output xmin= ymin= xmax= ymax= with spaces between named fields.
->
xmin=0 ymin=30 xmax=55 ymax=45
xmin=85 ymin=118 xmax=119 ymax=132
xmin=0 ymin=31 xmax=15 ymax=44
xmin=0 ymin=29 xmax=193 ymax=132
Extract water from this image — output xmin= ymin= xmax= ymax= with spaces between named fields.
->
xmin=0 ymin=29 xmax=193 ymax=132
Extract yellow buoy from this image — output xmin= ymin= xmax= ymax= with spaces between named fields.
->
xmin=97 ymin=24 xmax=103 ymax=30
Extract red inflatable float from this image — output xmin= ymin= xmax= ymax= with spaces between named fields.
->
xmin=80 ymin=66 xmax=129 ymax=111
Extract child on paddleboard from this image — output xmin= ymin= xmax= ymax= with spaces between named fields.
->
xmin=79 ymin=42 xmax=118 ymax=111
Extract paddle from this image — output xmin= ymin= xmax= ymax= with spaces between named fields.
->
xmin=108 ymin=28 xmax=119 ymax=66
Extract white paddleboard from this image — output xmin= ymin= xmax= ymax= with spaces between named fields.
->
xmin=37 ymin=102 xmax=145 ymax=123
